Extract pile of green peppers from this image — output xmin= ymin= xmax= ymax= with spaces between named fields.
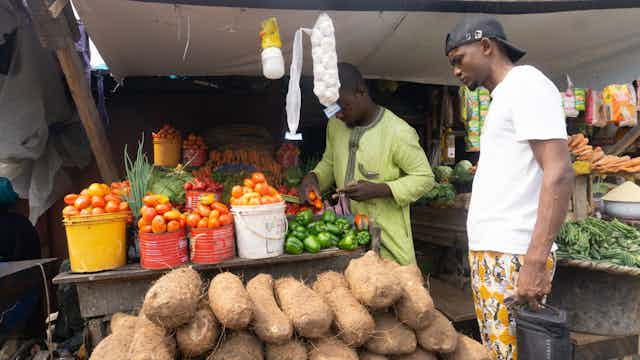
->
xmin=284 ymin=209 xmax=371 ymax=254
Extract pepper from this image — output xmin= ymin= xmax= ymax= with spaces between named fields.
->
xmin=285 ymin=237 xmax=304 ymax=254
xmin=288 ymin=220 xmax=301 ymax=231
xmin=308 ymin=221 xmax=325 ymax=236
xmin=296 ymin=209 xmax=313 ymax=226
xmin=317 ymin=232 xmax=333 ymax=249
xmin=303 ymin=235 xmax=321 ymax=253
xmin=343 ymin=229 xmax=357 ymax=239
xmin=328 ymin=233 xmax=340 ymax=247
xmin=322 ymin=209 xmax=337 ymax=224
xmin=356 ymin=231 xmax=371 ymax=246
xmin=354 ymin=214 xmax=369 ymax=231
xmin=338 ymin=234 xmax=358 ymax=251
xmin=325 ymin=223 xmax=342 ymax=236
xmin=291 ymin=228 xmax=308 ymax=242
xmin=335 ymin=218 xmax=352 ymax=233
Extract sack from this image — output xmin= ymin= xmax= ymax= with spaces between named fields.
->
xmin=515 ymin=304 xmax=571 ymax=360
xmin=561 ymin=75 xmax=579 ymax=118
xmin=602 ymin=84 xmax=637 ymax=127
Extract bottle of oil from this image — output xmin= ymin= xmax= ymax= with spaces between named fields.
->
xmin=441 ymin=128 xmax=456 ymax=165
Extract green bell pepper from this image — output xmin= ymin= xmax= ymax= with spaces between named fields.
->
xmin=288 ymin=220 xmax=300 ymax=230
xmin=328 ymin=233 xmax=340 ymax=247
xmin=343 ymin=229 xmax=357 ymax=239
xmin=296 ymin=209 xmax=313 ymax=226
xmin=322 ymin=210 xmax=337 ymax=224
xmin=325 ymin=223 xmax=342 ymax=236
xmin=317 ymin=232 xmax=333 ymax=249
xmin=356 ymin=231 xmax=371 ymax=246
xmin=338 ymin=234 xmax=358 ymax=251
xmin=291 ymin=228 xmax=308 ymax=241
xmin=285 ymin=237 xmax=304 ymax=255
xmin=335 ymin=218 xmax=352 ymax=233
xmin=303 ymin=235 xmax=321 ymax=253
xmin=308 ymin=221 xmax=325 ymax=236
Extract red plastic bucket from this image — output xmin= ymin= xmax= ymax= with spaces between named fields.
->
xmin=182 ymin=149 xmax=207 ymax=167
xmin=189 ymin=224 xmax=235 ymax=264
xmin=185 ymin=191 xmax=223 ymax=212
xmin=139 ymin=230 xmax=188 ymax=269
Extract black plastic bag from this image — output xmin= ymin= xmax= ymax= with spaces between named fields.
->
xmin=515 ymin=304 xmax=571 ymax=360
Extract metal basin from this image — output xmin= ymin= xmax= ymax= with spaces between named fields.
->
xmin=603 ymin=200 xmax=640 ymax=220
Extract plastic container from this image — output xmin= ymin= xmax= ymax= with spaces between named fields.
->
xmin=261 ymin=47 xmax=285 ymax=80
xmin=153 ymin=137 xmax=182 ymax=167
xmin=185 ymin=191 xmax=223 ymax=212
xmin=182 ymin=148 xmax=206 ymax=167
xmin=64 ymin=213 xmax=129 ymax=273
xmin=189 ymin=224 xmax=235 ymax=264
xmin=139 ymin=230 xmax=188 ymax=269
xmin=231 ymin=202 xmax=287 ymax=259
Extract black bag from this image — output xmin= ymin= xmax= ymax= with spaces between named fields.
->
xmin=515 ymin=304 xmax=571 ymax=360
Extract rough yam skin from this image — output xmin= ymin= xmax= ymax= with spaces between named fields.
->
xmin=391 ymin=348 xmax=438 ymax=360
xmin=444 ymin=334 xmax=490 ymax=360
xmin=359 ymin=352 xmax=389 ymax=360
xmin=210 ymin=331 xmax=264 ymax=360
xmin=176 ymin=301 xmax=219 ymax=358
xmin=365 ymin=312 xmax=417 ymax=355
xmin=110 ymin=312 xmax=137 ymax=334
xmin=344 ymin=251 xmax=402 ymax=309
xmin=89 ymin=332 xmax=132 ymax=360
xmin=209 ymin=272 xmax=254 ymax=330
xmin=274 ymin=277 xmax=333 ymax=339
xmin=128 ymin=315 xmax=176 ymax=360
xmin=394 ymin=265 xmax=435 ymax=330
xmin=312 ymin=271 xmax=375 ymax=346
xmin=416 ymin=310 xmax=457 ymax=353
xmin=309 ymin=337 xmax=358 ymax=360
xmin=143 ymin=267 xmax=202 ymax=329
xmin=265 ymin=339 xmax=308 ymax=360
xmin=247 ymin=274 xmax=293 ymax=344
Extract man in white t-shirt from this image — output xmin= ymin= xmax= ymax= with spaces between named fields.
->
xmin=445 ymin=15 xmax=573 ymax=359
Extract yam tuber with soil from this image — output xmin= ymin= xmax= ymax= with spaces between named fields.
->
xmin=91 ymin=314 xmax=138 ymax=360
xmin=309 ymin=337 xmax=358 ymax=360
xmin=416 ymin=310 xmax=457 ymax=353
xmin=391 ymin=348 xmax=438 ymax=360
xmin=142 ymin=267 xmax=202 ymax=329
xmin=247 ymin=274 xmax=293 ymax=344
xmin=393 ymin=265 xmax=435 ymax=330
xmin=274 ymin=277 xmax=333 ymax=339
xmin=359 ymin=352 xmax=389 ymax=360
xmin=344 ymin=251 xmax=402 ymax=309
xmin=444 ymin=334 xmax=490 ymax=360
xmin=128 ymin=315 xmax=176 ymax=360
xmin=176 ymin=300 xmax=219 ymax=358
xmin=110 ymin=312 xmax=137 ymax=335
xmin=365 ymin=312 xmax=417 ymax=355
xmin=265 ymin=339 xmax=308 ymax=360
xmin=312 ymin=271 xmax=374 ymax=346
xmin=209 ymin=272 xmax=254 ymax=330
xmin=210 ymin=330 xmax=264 ymax=360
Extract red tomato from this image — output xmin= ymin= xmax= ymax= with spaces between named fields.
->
xmin=219 ymin=213 xmax=233 ymax=226
xmin=74 ymin=196 xmax=90 ymax=210
xmin=62 ymin=205 xmax=79 ymax=218
xmin=79 ymin=208 xmax=92 ymax=216
xmin=260 ymin=196 xmax=273 ymax=205
xmin=187 ymin=213 xmax=201 ymax=228
xmin=209 ymin=210 xmax=220 ymax=219
xmin=151 ymin=215 xmax=167 ymax=233
xmin=268 ymin=186 xmax=278 ymax=196
xmin=143 ymin=195 xmax=159 ymax=207
xmin=155 ymin=203 xmax=171 ymax=215
xmin=91 ymin=195 xmax=106 ymax=209
xmin=178 ymin=217 xmax=186 ymax=228
xmin=91 ymin=207 xmax=105 ymax=215
xmin=167 ymin=220 xmax=181 ymax=233
xmin=80 ymin=189 xmax=90 ymax=197
xmin=207 ymin=217 xmax=220 ymax=228
xmin=104 ymin=194 xmax=121 ymax=204
xmin=197 ymin=204 xmax=211 ymax=218
xmin=141 ymin=206 xmax=157 ymax=224
xmin=251 ymin=172 xmax=266 ymax=184
xmin=212 ymin=202 xmax=229 ymax=214
xmin=137 ymin=217 xmax=147 ymax=229
xmin=254 ymin=183 xmax=269 ymax=196
xmin=64 ymin=194 xmax=78 ymax=206
xmin=242 ymin=186 xmax=253 ymax=195
xmin=140 ymin=225 xmax=153 ymax=234
xmin=163 ymin=209 xmax=181 ymax=221
xmin=105 ymin=201 xmax=120 ymax=213
xmin=243 ymin=178 xmax=255 ymax=189
xmin=249 ymin=197 xmax=261 ymax=206
xmin=119 ymin=202 xmax=129 ymax=211
xmin=197 ymin=218 xmax=209 ymax=229
xmin=229 ymin=198 xmax=239 ymax=206
xmin=231 ymin=185 xmax=243 ymax=199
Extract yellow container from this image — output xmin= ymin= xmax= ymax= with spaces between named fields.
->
xmin=64 ymin=213 xmax=128 ymax=273
xmin=153 ymin=137 xmax=182 ymax=167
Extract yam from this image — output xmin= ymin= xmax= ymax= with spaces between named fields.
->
xmin=128 ymin=315 xmax=176 ymax=360
xmin=309 ymin=337 xmax=358 ymax=360
xmin=275 ymin=277 xmax=333 ymax=339
xmin=359 ymin=352 xmax=388 ymax=360
xmin=89 ymin=332 xmax=133 ymax=360
xmin=247 ymin=274 xmax=293 ymax=344
xmin=391 ymin=348 xmax=437 ymax=360
xmin=143 ymin=267 xmax=202 ymax=329
xmin=177 ymin=300 xmax=219 ymax=358
xmin=209 ymin=272 xmax=254 ymax=330
xmin=416 ymin=310 xmax=457 ymax=353
xmin=394 ymin=265 xmax=435 ymax=330
xmin=110 ymin=312 xmax=137 ymax=334
xmin=312 ymin=271 xmax=374 ymax=346
xmin=210 ymin=331 xmax=264 ymax=360
xmin=365 ymin=312 xmax=416 ymax=355
xmin=265 ymin=339 xmax=308 ymax=360
xmin=344 ymin=251 xmax=402 ymax=309
xmin=444 ymin=334 xmax=490 ymax=360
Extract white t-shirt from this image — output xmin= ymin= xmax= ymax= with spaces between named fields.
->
xmin=467 ymin=65 xmax=567 ymax=255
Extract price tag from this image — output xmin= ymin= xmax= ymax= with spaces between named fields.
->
xmin=324 ymin=103 xmax=341 ymax=119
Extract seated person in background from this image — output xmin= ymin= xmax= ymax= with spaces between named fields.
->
xmin=0 ymin=177 xmax=41 ymax=262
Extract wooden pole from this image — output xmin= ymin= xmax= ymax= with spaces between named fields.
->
xmin=56 ymin=44 xmax=119 ymax=183
xmin=606 ymin=125 xmax=640 ymax=156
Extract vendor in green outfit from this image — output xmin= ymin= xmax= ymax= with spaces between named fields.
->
xmin=300 ymin=63 xmax=435 ymax=265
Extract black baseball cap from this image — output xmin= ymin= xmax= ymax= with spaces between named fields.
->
xmin=445 ymin=15 xmax=526 ymax=63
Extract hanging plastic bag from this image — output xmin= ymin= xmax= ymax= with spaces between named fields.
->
xmin=602 ymin=84 xmax=637 ymax=127
xmin=574 ymin=87 xmax=586 ymax=111
xmin=561 ymin=75 xmax=579 ymax=118
xmin=284 ymin=28 xmax=308 ymax=139
xmin=586 ymin=89 xmax=607 ymax=128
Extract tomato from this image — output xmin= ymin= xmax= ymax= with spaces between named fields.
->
xmin=251 ymin=172 xmax=266 ymax=184
xmin=243 ymin=178 xmax=255 ymax=189
xmin=229 ymin=198 xmax=239 ymax=206
xmin=62 ymin=205 xmax=79 ymax=218
xmin=87 ymin=183 xmax=105 ymax=197
xmin=242 ymin=186 xmax=253 ymax=195
xmin=91 ymin=207 xmax=105 ymax=215
xmin=141 ymin=225 xmax=153 ymax=234
xmin=111 ymin=182 xmax=121 ymax=190
xmin=80 ymin=189 xmax=90 ymax=197
xmin=167 ymin=220 xmax=181 ymax=233
xmin=151 ymin=215 xmax=167 ymax=233
xmin=207 ymin=217 xmax=220 ymax=228
xmin=200 ymin=193 xmax=215 ymax=205
xmin=105 ymin=201 xmax=120 ymax=213
xmin=156 ymin=194 xmax=170 ymax=204
xmin=137 ymin=217 xmax=147 ymax=229
xmin=91 ymin=195 xmax=106 ymax=208
xmin=197 ymin=204 xmax=211 ymax=218
xmin=184 ymin=182 xmax=193 ymax=191
xmin=268 ymin=186 xmax=278 ymax=196
xmin=64 ymin=194 xmax=78 ymax=206
xmin=187 ymin=213 xmax=201 ymax=228
xmin=141 ymin=206 xmax=157 ymax=223
xmin=308 ymin=191 xmax=317 ymax=201
xmin=254 ymin=183 xmax=269 ymax=196
xmin=197 ymin=218 xmax=209 ymax=229
xmin=231 ymin=185 xmax=243 ymax=199
xmin=249 ymin=197 xmax=261 ymax=206
xmin=212 ymin=202 xmax=229 ymax=214
xmin=142 ymin=195 xmax=159 ymax=207
xmin=219 ymin=213 xmax=233 ymax=226
xmin=155 ymin=203 xmax=171 ymax=215
xmin=274 ymin=194 xmax=284 ymax=203
xmin=178 ymin=217 xmax=186 ymax=228
xmin=79 ymin=208 xmax=92 ymax=216
xmin=209 ymin=210 xmax=220 ymax=219
xmin=163 ymin=209 xmax=181 ymax=221
xmin=119 ymin=202 xmax=129 ymax=211
xmin=104 ymin=194 xmax=121 ymax=204
xmin=74 ymin=196 xmax=90 ymax=210
xmin=260 ymin=196 xmax=273 ymax=205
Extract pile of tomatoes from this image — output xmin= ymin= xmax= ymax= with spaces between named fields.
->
xmin=184 ymin=177 xmax=223 ymax=193
xmin=62 ymin=183 xmax=131 ymax=218
xmin=137 ymin=194 xmax=187 ymax=234
xmin=152 ymin=124 xmax=180 ymax=140
xmin=185 ymin=194 xmax=233 ymax=229
xmin=182 ymin=134 xmax=206 ymax=151
xmin=229 ymin=172 xmax=283 ymax=206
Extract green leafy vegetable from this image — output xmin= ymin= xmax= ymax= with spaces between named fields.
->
xmin=434 ymin=166 xmax=454 ymax=183
xmin=147 ymin=167 xmax=194 ymax=205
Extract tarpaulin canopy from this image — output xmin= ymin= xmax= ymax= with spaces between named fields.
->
xmin=72 ymin=0 xmax=640 ymax=89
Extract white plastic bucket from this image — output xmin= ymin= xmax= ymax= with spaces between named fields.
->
xmin=231 ymin=202 xmax=288 ymax=259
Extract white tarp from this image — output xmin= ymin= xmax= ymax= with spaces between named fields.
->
xmin=72 ymin=1 xmax=640 ymax=89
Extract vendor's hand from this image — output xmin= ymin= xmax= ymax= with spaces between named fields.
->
xmin=338 ymin=180 xmax=391 ymax=202
xmin=516 ymin=258 xmax=552 ymax=311
xmin=299 ymin=173 xmax=320 ymax=205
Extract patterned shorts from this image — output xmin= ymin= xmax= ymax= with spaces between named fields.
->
xmin=468 ymin=251 xmax=556 ymax=360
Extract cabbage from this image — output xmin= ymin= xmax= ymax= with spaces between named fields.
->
xmin=453 ymin=160 xmax=474 ymax=184
xmin=434 ymin=166 xmax=454 ymax=183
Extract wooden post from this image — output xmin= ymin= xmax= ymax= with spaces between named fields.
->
xmin=572 ymin=175 xmax=591 ymax=220
xmin=606 ymin=125 xmax=640 ymax=156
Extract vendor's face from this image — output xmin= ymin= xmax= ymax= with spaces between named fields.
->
xmin=336 ymin=89 xmax=364 ymax=128
xmin=447 ymin=41 xmax=490 ymax=90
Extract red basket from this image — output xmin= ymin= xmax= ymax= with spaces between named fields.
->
xmin=189 ymin=224 xmax=235 ymax=264
xmin=185 ymin=191 xmax=222 ymax=212
xmin=183 ymin=149 xmax=207 ymax=167
xmin=139 ymin=230 xmax=188 ymax=269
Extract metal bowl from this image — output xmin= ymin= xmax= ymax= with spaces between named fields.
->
xmin=603 ymin=200 xmax=640 ymax=220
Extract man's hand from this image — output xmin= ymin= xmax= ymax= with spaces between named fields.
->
xmin=338 ymin=180 xmax=391 ymax=202
xmin=516 ymin=258 xmax=552 ymax=310
xmin=299 ymin=173 xmax=321 ymax=205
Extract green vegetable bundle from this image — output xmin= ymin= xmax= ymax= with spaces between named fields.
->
xmin=557 ymin=217 xmax=640 ymax=267
xmin=147 ymin=167 xmax=194 ymax=206
xmin=418 ymin=183 xmax=456 ymax=207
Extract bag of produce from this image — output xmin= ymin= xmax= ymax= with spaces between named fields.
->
xmin=561 ymin=76 xmax=579 ymax=118
xmin=585 ymin=89 xmax=607 ymax=127
xmin=602 ymin=84 xmax=637 ymax=127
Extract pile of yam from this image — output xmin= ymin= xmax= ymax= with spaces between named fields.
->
xmin=91 ymin=252 xmax=489 ymax=359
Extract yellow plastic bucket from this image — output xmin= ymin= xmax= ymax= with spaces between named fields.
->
xmin=153 ymin=137 xmax=182 ymax=167
xmin=64 ymin=213 xmax=128 ymax=273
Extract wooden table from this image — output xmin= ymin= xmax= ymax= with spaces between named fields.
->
xmin=411 ymin=206 xmax=468 ymax=249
